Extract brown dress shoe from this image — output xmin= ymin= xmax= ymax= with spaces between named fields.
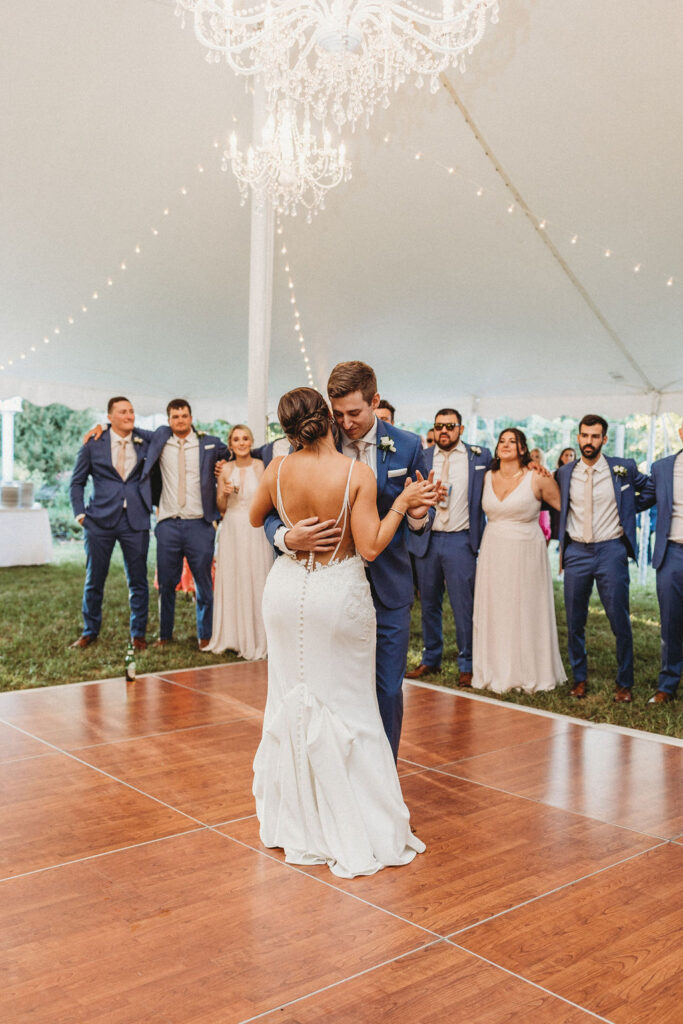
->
xmin=405 ymin=664 xmax=439 ymax=679
xmin=153 ymin=638 xmax=172 ymax=648
xmin=198 ymin=638 xmax=211 ymax=651
xmin=132 ymin=637 xmax=147 ymax=651
xmin=648 ymin=691 xmax=673 ymax=704
xmin=614 ymin=686 xmax=633 ymax=703
xmin=69 ymin=635 xmax=97 ymax=649
xmin=458 ymin=672 xmax=473 ymax=688
xmin=570 ymin=680 xmax=587 ymax=698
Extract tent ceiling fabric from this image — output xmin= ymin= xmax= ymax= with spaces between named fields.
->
xmin=1 ymin=0 xmax=681 ymax=422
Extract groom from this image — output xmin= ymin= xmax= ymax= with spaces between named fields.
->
xmin=265 ymin=361 xmax=434 ymax=759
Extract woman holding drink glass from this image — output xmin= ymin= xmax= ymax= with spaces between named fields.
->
xmin=205 ymin=425 xmax=273 ymax=659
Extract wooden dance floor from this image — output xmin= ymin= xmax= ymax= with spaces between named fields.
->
xmin=1 ymin=663 xmax=681 ymax=1023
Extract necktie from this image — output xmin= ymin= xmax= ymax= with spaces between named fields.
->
xmin=351 ymin=440 xmax=370 ymax=464
xmin=177 ymin=438 xmax=187 ymax=508
xmin=116 ymin=439 xmax=128 ymax=480
xmin=583 ymin=465 xmax=594 ymax=543
xmin=437 ymin=450 xmax=451 ymax=525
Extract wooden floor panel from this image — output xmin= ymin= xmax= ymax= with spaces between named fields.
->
xmin=0 ymin=720 xmax=51 ymax=764
xmin=0 ymin=753 xmax=196 ymax=878
xmin=78 ymin=718 xmax=264 ymax=825
xmin=218 ymin=770 xmax=658 ymax=935
xmin=399 ymin=686 xmax=570 ymax=766
xmin=0 ymin=675 xmax=259 ymax=750
xmin=162 ymin=661 xmax=268 ymax=713
xmin=257 ymin=942 xmax=598 ymax=1023
xmin=456 ymin=842 xmax=683 ymax=1024
xmin=440 ymin=725 xmax=683 ymax=838
xmin=0 ymin=829 xmax=429 ymax=1024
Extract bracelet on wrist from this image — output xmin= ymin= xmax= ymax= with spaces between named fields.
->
xmin=389 ymin=506 xmax=406 ymax=518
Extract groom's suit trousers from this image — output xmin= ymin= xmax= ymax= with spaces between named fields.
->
xmin=563 ymin=537 xmax=633 ymax=688
xmin=371 ymin=589 xmax=412 ymax=762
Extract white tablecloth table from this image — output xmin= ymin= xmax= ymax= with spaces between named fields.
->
xmin=0 ymin=506 xmax=53 ymax=567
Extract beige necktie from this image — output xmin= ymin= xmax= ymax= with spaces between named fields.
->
xmin=116 ymin=439 xmax=128 ymax=479
xmin=583 ymin=465 xmax=594 ymax=542
xmin=437 ymin=450 xmax=451 ymax=525
xmin=177 ymin=438 xmax=187 ymax=508
xmin=351 ymin=440 xmax=370 ymax=464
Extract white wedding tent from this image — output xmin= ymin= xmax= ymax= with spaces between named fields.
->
xmin=1 ymin=0 xmax=681 ymax=428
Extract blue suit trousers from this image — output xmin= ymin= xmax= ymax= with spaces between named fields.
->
xmin=414 ymin=531 xmax=475 ymax=673
xmin=563 ymin=537 xmax=633 ymax=688
xmin=156 ymin=518 xmax=215 ymax=640
xmin=82 ymin=510 xmax=149 ymax=638
xmin=656 ymin=541 xmax=683 ymax=697
xmin=372 ymin=591 xmax=412 ymax=762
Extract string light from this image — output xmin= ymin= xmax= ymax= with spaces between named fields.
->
xmin=277 ymin=219 xmax=316 ymax=388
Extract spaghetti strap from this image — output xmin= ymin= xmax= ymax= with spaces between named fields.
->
xmin=329 ymin=458 xmax=356 ymax=562
xmin=276 ymin=454 xmax=294 ymax=529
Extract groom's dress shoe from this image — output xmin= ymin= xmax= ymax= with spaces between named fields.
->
xmin=406 ymin=664 xmax=439 ymax=679
xmin=614 ymin=686 xmax=633 ymax=704
xmin=570 ymin=680 xmax=587 ymax=698
xmin=458 ymin=672 xmax=473 ymax=688
xmin=649 ymin=691 xmax=673 ymax=705
xmin=69 ymin=635 xmax=97 ymax=649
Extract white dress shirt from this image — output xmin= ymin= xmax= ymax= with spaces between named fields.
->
xmin=432 ymin=441 xmax=469 ymax=533
xmin=568 ymin=455 xmax=623 ymax=543
xmin=669 ymin=452 xmax=683 ymax=542
xmin=157 ymin=432 xmax=204 ymax=522
xmin=109 ymin=428 xmax=137 ymax=480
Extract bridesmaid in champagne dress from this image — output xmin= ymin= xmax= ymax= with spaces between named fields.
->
xmin=206 ymin=425 xmax=273 ymax=660
xmin=473 ymin=428 xmax=566 ymax=694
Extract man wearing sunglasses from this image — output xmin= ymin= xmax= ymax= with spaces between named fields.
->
xmin=407 ymin=409 xmax=492 ymax=686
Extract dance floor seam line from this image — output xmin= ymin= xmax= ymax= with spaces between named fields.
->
xmin=0 ymin=825 xmax=209 ymax=885
xmin=208 ymin=826 xmax=446 ymax=941
xmin=446 ymin=840 xmax=669 ymax=941
xmin=61 ymin=712 xmax=263 ymax=752
xmin=436 ymin=725 xmax=574 ymax=767
xmin=445 ymin=940 xmax=616 ymax=1024
xmin=235 ymin=938 xmax=447 ymax=1024
xmin=429 ymin=764 xmax=669 ymax=840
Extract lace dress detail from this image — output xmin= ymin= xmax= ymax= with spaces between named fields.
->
xmin=253 ymin=455 xmax=425 ymax=878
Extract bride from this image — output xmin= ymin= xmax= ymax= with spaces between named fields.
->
xmin=473 ymin=427 xmax=566 ymax=694
xmin=249 ymin=387 xmax=434 ymax=878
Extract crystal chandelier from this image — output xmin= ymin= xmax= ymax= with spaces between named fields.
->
xmin=222 ymin=102 xmax=351 ymax=218
xmin=175 ymin=0 xmax=499 ymax=129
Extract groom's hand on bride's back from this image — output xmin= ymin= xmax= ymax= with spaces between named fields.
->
xmin=284 ymin=517 xmax=343 ymax=553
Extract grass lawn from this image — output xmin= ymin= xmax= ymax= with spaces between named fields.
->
xmin=0 ymin=543 xmax=681 ymax=739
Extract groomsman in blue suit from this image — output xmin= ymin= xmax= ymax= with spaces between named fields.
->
xmin=407 ymin=410 xmax=492 ymax=686
xmin=557 ymin=414 xmax=654 ymax=702
xmin=648 ymin=422 xmax=683 ymax=703
xmin=140 ymin=399 xmax=228 ymax=648
xmin=264 ymin=361 xmax=434 ymax=760
xmin=70 ymin=397 xmax=152 ymax=649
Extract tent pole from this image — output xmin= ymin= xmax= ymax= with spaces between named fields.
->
xmin=246 ymin=84 xmax=274 ymax=446
xmin=0 ymin=396 xmax=21 ymax=482
xmin=638 ymin=413 xmax=658 ymax=585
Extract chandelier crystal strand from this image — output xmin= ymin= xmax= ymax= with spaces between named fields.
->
xmin=175 ymin=0 xmax=499 ymax=130
xmin=222 ymin=101 xmax=351 ymax=220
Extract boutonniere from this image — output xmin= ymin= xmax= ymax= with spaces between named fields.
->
xmin=612 ymin=464 xmax=627 ymax=478
xmin=378 ymin=436 xmax=396 ymax=463
xmin=196 ymin=430 xmax=206 ymax=439
xmin=469 ymin=445 xmax=482 ymax=456
xmin=133 ymin=436 xmax=143 ymax=446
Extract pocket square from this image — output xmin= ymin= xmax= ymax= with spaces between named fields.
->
xmin=204 ymin=444 xmax=215 ymax=449
xmin=388 ymin=468 xmax=407 ymax=477
xmin=621 ymin=483 xmax=630 ymax=490
xmin=475 ymin=465 xmax=486 ymax=471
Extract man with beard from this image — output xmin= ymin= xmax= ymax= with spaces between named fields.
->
xmin=557 ymin=414 xmax=654 ymax=702
xmin=407 ymin=409 xmax=492 ymax=687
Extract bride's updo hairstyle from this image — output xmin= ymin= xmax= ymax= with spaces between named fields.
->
xmin=491 ymin=427 xmax=532 ymax=471
xmin=278 ymin=387 xmax=332 ymax=447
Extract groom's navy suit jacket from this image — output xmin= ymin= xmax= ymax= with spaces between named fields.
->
xmin=649 ymin=451 xmax=680 ymax=570
xmin=70 ymin=428 xmax=152 ymax=531
xmin=264 ymin=418 xmax=433 ymax=609
xmin=138 ymin=426 xmax=229 ymax=524
xmin=557 ymin=455 xmax=654 ymax=561
xmin=408 ymin=442 xmax=492 ymax=557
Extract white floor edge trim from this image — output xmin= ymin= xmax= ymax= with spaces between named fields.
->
xmin=405 ymin=678 xmax=683 ymax=748
xmin=0 ymin=659 xmax=253 ymax=695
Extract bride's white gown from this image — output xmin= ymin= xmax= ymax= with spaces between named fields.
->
xmin=473 ymin=471 xmax=566 ymax=694
xmin=253 ymin=458 xmax=425 ymax=878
